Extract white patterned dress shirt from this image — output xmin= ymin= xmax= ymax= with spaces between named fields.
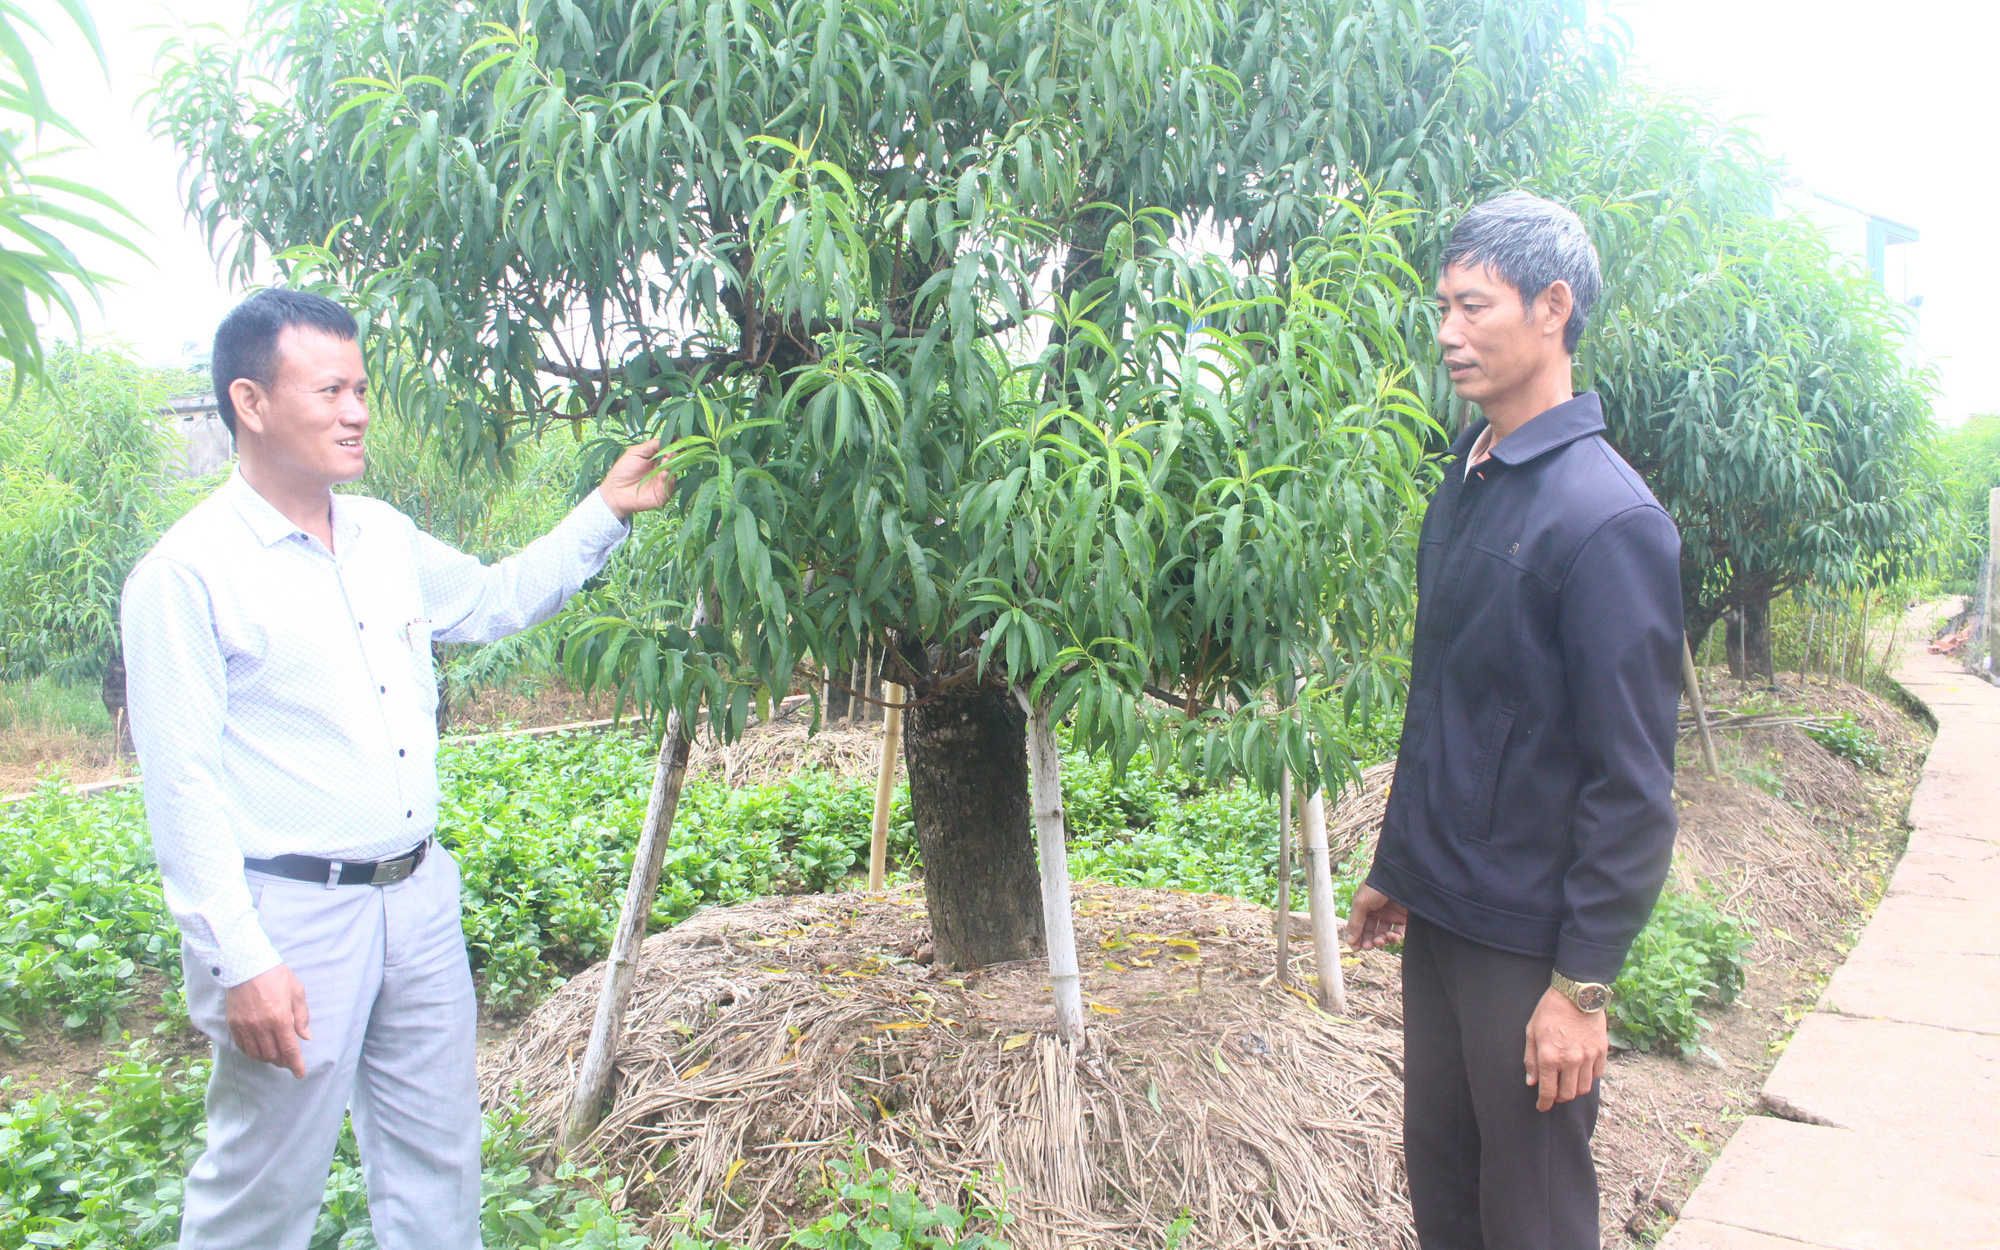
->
xmin=122 ymin=468 xmax=628 ymax=986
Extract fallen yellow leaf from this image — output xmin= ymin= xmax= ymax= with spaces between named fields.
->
xmin=680 ymin=1059 xmax=712 ymax=1081
xmin=1001 ymin=1033 xmax=1032 ymax=1051
xmin=1089 ymin=1002 xmax=1122 ymax=1015
xmin=1164 ymin=938 xmax=1201 ymax=950
xmin=1103 ymin=960 xmax=1126 ymax=973
xmin=723 ymin=1158 xmax=747 ymax=1187
xmin=875 ymin=1019 xmax=928 ymax=1031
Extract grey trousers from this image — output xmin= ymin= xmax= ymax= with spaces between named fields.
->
xmin=179 ymin=845 xmax=482 ymax=1250
xmin=1401 ymin=913 xmax=1600 ymax=1250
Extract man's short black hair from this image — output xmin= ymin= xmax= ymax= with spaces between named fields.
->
xmin=210 ymin=289 xmax=358 ymax=435
xmin=1442 ymin=192 xmax=1602 ymax=354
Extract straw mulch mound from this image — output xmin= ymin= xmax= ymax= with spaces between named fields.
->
xmin=685 ymin=711 xmax=888 ymax=787
xmin=484 ymin=883 xmax=1413 ymax=1249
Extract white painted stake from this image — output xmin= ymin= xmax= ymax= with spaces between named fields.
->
xmin=1274 ymin=766 xmax=1293 ymax=983
xmin=1299 ymin=785 xmax=1348 ymax=1014
xmin=561 ymin=602 xmax=707 ymax=1152
xmin=1018 ymin=687 xmax=1085 ymax=1043
xmin=867 ymin=683 xmax=904 ymax=891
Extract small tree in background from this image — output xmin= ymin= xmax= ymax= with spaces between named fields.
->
xmin=0 ymin=347 xmax=213 ymax=735
xmin=1547 ymin=92 xmax=1942 ymax=682
xmin=156 ymin=0 xmax=1606 ymax=967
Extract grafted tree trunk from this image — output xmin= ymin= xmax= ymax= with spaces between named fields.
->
xmin=1724 ymin=608 xmax=1747 ymax=681
xmin=1741 ymin=592 xmax=1774 ymax=685
xmin=902 ymin=683 xmax=1044 ymax=968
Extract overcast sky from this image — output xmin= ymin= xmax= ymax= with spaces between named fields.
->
xmin=34 ymin=0 xmax=2000 ymax=424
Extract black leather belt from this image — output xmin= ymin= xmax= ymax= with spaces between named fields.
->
xmin=245 ymin=838 xmax=430 ymax=887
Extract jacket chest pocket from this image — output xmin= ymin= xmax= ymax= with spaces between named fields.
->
xmin=1468 ymin=542 xmax=1560 ymax=643
xmin=1462 ymin=707 xmax=1515 ymax=843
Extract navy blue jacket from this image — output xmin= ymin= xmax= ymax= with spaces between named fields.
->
xmin=1367 ymin=392 xmax=1682 ymax=984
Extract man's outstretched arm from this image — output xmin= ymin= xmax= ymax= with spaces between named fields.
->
xmin=417 ymin=439 xmax=672 ymax=643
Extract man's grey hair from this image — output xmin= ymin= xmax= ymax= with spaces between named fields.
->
xmin=1442 ymin=191 xmax=1602 ymax=354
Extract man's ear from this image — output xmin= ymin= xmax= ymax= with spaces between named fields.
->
xmin=1540 ymin=280 xmax=1574 ymax=339
xmin=229 ymin=377 xmax=267 ymax=437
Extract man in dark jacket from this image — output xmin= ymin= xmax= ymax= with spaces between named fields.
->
xmin=1344 ymin=192 xmax=1683 ymax=1249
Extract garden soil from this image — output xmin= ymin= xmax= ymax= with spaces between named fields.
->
xmin=482 ymin=671 xmax=1928 ymax=1249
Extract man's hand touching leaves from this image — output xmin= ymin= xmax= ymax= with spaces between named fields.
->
xmin=597 ymin=438 xmax=673 ymax=521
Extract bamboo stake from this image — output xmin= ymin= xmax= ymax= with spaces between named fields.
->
xmin=867 ymin=683 xmax=904 ymax=891
xmin=1274 ymin=769 xmax=1294 ymax=983
xmin=1299 ymin=785 xmax=1347 ymax=1014
xmin=561 ymin=602 xmax=707 ymax=1152
xmin=1018 ymin=687 xmax=1084 ymax=1043
xmin=1681 ymin=634 xmax=1720 ymax=780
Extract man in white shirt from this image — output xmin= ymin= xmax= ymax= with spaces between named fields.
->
xmin=121 ymin=288 xmax=669 ymax=1249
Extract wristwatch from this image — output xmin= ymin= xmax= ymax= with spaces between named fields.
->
xmin=1551 ymin=970 xmax=1611 ymax=1013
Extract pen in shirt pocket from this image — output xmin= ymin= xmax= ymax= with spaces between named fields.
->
xmin=399 ymin=617 xmax=430 ymax=655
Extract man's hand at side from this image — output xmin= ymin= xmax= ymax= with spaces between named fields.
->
xmin=1344 ymin=883 xmax=1409 ymax=950
xmin=1524 ymin=987 xmax=1608 ymax=1112
xmin=598 ymin=438 xmax=673 ymax=521
xmin=224 ymin=964 xmax=312 ymax=1079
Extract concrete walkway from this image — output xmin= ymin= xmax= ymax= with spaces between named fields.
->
xmin=1660 ymin=616 xmax=2000 ymax=1249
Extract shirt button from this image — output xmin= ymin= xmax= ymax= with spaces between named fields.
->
xmin=379 ymin=685 xmax=386 ymax=694
xmin=358 ymin=622 xmax=365 ymax=630
xmin=406 ymin=810 xmax=413 ymax=818
xmin=211 ymin=966 xmax=221 ymax=977
xmin=398 ymin=749 xmax=405 ymax=757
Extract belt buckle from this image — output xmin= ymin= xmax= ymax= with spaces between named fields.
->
xmin=370 ymin=854 xmax=414 ymax=885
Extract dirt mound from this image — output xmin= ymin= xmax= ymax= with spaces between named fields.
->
xmin=483 ymin=885 xmax=1413 ymax=1249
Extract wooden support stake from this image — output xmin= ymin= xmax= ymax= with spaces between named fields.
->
xmin=1299 ymin=786 xmax=1347 ymax=1014
xmin=561 ymin=603 xmax=706 ymax=1153
xmin=1274 ymin=769 xmax=1293 ymax=984
xmin=1681 ymin=634 xmax=1720 ymax=780
xmin=1019 ymin=687 xmax=1085 ymax=1043
xmin=1988 ymin=488 xmax=2000 ymax=674
xmin=867 ymin=683 xmax=904 ymax=891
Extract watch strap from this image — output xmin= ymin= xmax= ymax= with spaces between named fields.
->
xmin=1551 ymin=970 xmax=1611 ymax=1012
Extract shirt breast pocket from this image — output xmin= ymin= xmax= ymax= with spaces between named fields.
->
xmin=403 ymin=616 xmax=438 ymax=715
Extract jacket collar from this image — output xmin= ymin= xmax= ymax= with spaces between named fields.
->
xmin=223 ymin=466 xmax=363 ymax=551
xmin=1468 ymin=391 xmax=1607 ymax=469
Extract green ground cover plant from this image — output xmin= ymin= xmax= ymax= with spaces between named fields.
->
xmin=1610 ymin=887 xmax=1755 ymax=1058
xmin=1801 ymin=713 xmax=1888 ymax=773
xmin=0 ymin=783 xmax=174 ymax=1040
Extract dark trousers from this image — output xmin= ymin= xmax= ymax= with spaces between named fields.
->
xmin=1401 ymin=914 xmax=1600 ymax=1250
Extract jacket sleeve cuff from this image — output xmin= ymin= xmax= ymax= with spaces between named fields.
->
xmin=1554 ymin=934 xmax=1629 ymax=986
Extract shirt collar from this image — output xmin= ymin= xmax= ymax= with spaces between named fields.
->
xmin=223 ymin=467 xmax=364 ymax=551
xmin=1472 ymin=391 xmax=1608 ymax=470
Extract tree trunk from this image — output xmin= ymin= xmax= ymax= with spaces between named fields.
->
xmin=1741 ymin=592 xmax=1774 ymax=686
xmin=1686 ymin=601 xmax=1723 ymax=663
xmin=100 ymin=645 xmax=133 ymax=758
xmin=903 ymin=682 xmax=1044 ymax=969
xmin=1724 ymin=609 xmax=1747 ymax=681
